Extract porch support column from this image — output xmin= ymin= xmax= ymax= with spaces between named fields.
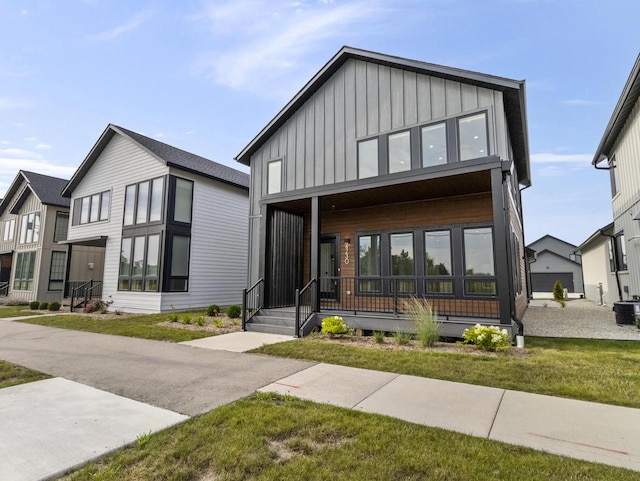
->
xmin=491 ymin=167 xmax=512 ymax=326
xmin=63 ymin=243 xmax=73 ymax=298
xmin=310 ymin=196 xmax=321 ymax=311
xmin=258 ymin=204 xmax=268 ymax=305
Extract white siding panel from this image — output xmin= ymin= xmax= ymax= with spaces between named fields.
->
xmin=366 ymin=62 xmax=379 ymax=135
xmin=355 ymin=60 xmax=368 ymax=138
xmin=416 ymin=74 xmax=431 ymax=124
xmin=403 ymin=71 xmax=418 ymax=126
xmin=390 ymin=67 xmax=404 ymax=129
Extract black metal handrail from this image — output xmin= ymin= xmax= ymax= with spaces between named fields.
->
xmin=0 ymin=281 xmax=9 ymax=297
xmin=71 ymin=280 xmax=92 ymax=312
xmin=318 ymin=276 xmax=499 ymax=319
xmin=242 ymin=278 xmax=264 ymax=330
xmin=295 ymin=278 xmax=317 ymax=338
xmin=85 ymin=281 xmax=103 ymax=302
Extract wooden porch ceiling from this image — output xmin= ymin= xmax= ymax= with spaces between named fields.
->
xmin=272 ymin=170 xmax=492 ymax=215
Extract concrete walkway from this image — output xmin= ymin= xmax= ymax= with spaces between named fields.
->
xmin=2 ymin=318 xmax=640 ymax=478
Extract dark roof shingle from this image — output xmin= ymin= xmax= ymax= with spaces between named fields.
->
xmin=0 ymin=170 xmax=69 ymax=216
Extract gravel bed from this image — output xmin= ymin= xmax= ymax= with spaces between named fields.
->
xmin=523 ymin=298 xmax=640 ymax=340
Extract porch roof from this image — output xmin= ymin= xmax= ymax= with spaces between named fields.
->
xmin=58 ymin=235 xmax=108 ymax=248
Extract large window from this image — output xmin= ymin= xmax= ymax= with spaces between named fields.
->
xmin=73 ymin=191 xmax=110 ymax=225
xmin=458 ymin=113 xmax=488 ymax=161
xmin=173 ymin=178 xmax=193 ymax=224
xmin=48 ymin=251 xmax=66 ymax=291
xmin=464 ymin=227 xmax=495 ymax=294
xmin=421 ymin=122 xmax=447 ymax=167
xmin=13 ymin=251 xmax=36 ymax=291
xmin=615 ymin=233 xmax=627 ymax=271
xmin=358 ymin=234 xmax=381 ymax=292
xmin=425 ymin=230 xmax=453 ymax=293
xmin=388 ymin=131 xmax=411 ymax=174
xmin=358 ymin=138 xmax=378 ymax=179
xmin=390 ymin=232 xmax=414 ymax=293
xmin=267 ymin=160 xmax=282 ymax=195
xmin=3 ymin=218 xmax=15 ymax=242
xmin=118 ymin=234 xmax=161 ymax=292
xmin=53 ymin=212 xmax=69 ymax=242
xmin=124 ymin=177 xmax=164 ymax=226
xmin=19 ymin=212 xmax=40 ymax=244
xmin=169 ymin=235 xmax=190 ymax=291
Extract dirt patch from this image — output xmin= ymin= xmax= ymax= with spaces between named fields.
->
xmin=268 ymin=435 xmax=349 ymax=463
xmin=313 ymin=334 xmax=527 ymax=357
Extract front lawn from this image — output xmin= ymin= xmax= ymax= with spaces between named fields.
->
xmin=0 ymin=360 xmax=49 ymax=389
xmin=251 ymin=336 xmax=640 ymax=409
xmin=17 ymin=311 xmax=228 ymax=342
xmin=0 ymin=305 xmax=44 ymax=318
xmin=64 ymin=393 xmax=640 ymax=481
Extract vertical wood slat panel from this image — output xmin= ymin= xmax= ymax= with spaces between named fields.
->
xmin=445 ymin=80 xmax=462 ymax=115
xmin=493 ymin=91 xmax=506 ymax=159
xmin=461 ymin=84 xmax=478 ymax=111
xmin=378 ymin=65 xmax=392 ymax=132
xmin=366 ymin=62 xmax=379 ymax=135
xmin=324 ymin=81 xmax=335 ymax=185
xmin=355 ymin=60 xmax=368 ymax=138
xmin=305 ymin=102 xmax=315 ymax=188
xmin=286 ymin=120 xmax=296 ymax=191
xmin=334 ymin=67 xmax=346 ymax=183
xmin=391 ymin=67 xmax=404 ymax=129
xmin=404 ymin=71 xmax=418 ymax=126
xmin=295 ymin=111 xmax=306 ymax=189
xmin=417 ymin=74 xmax=431 ymax=123
xmin=344 ymin=60 xmax=357 ymax=181
xmin=314 ymin=91 xmax=325 ymax=186
xmin=430 ymin=77 xmax=446 ymax=119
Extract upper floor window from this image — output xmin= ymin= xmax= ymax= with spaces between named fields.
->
xmin=614 ymin=233 xmax=627 ymax=271
xmin=73 ymin=191 xmax=110 ymax=225
xmin=48 ymin=251 xmax=66 ymax=291
xmin=388 ymin=131 xmax=411 ymax=174
xmin=53 ymin=212 xmax=69 ymax=242
xmin=19 ymin=212 xmax=40 ymax=244
xmin=609 ymin=156 xmax=619 ymax=197
xmin=421 ymin=122 xmax=447 ymax=168
xmin=458 ymin=113 xmax=488 ymax=161
xmin=172 ymin=177 xmax=193 ymax=224
xmin=267 ymin=160 xmax=283 ymax=194
xmin=3 ymin=218 xmax=15 ymax=242
xmin=124 ymin=177 xmax=164 ymax=227
xmin=358 ymin=138 xmax=378 ymax=179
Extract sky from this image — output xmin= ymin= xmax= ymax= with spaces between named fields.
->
xmin=1 ymin=0 xmax=639 ymax=247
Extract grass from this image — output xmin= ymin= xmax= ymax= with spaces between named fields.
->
xmin=17 ymin=312 xmax=215 ymax=342
xmin=63 ymin=393 xmax=640 ymax=481
xmin=0 ymin=360 xmax=49 ymax=389
xmin=251 ymin=336 xmax=640 ymax=409
xmin=0 ymin=305 xmax=44 ymax=318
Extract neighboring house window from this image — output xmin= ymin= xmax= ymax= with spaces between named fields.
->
xmin=609 ymin=156 xmax=619 ymax=197
xmin=19 ymin=212 xmax=40 ymax=244
xmin=388 ymin=131 xmax=411 ymax=174
xmin=172 ymin=177 xmax=193 ymax=224
xmin=73 ymin=191 xmax=110 ymax=225
xmin=421 ymin=122 xmax=447 ymax=168
xmin=358 ymin=234 xmax=381 ymax=292
xmin=13 ymin=251 xmax=36 ymax=290
xmin=3 ymin=218 xmax=15 ymax=242
xmin=48 ymin=251 xmax=66 ymax=291
xmin=458 ymin=112 xmax=488 ymax=161
xmin=615 ymin=233 xmax=627 ymax=271
xmin=608 ymin=238 xmax=616 ymax=272
xmin=123 ymin=177 xmax=165 ymax=226
xmin=168 ymin=234 xmax=190 ymax=291
xmin=425 ymin=230 xmax=453 ymax=294
xmin=118 ymin=234 xmax=161 ymax=292
xmin=53 ymin=212 xmax=69 ymax=242
xmin=267 ymin=160 xmax=283 ymax=194
xmin=511 ymin=232 xmax=522 ymax=295
xmin=358 ymin=138 xmax=378 ymax=179
xmin=463 ymin=227 xmax=496 ymax=294
xmin=390 ymin=232 xmax=415 ymax=293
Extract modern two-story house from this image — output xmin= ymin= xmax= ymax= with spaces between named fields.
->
xmin=592 ymin=53 xmax=640 ymax=302
xmin=236 ymin=47 xmax=530 ymax=338
xmin=62 ymin=124 xmax=250 ymax=313
xmin=527 ymin=234 xmax=583 ymax=296
xmin=0 ymin=170 xmax=84 ymax=303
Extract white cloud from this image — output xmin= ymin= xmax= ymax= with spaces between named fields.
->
xmin=561 ymin=99 xmax=598 ymax=106
xmin=155 ymin=133 xmax=165 ymax=138
xmin=35 ymin=143 xmax=52 ymax=150
xmin=193 ymin=0 xmax=384 ymax=95
xmin=531 ymin=153 xmax=592 ymax=164
xmin=91 ymin=10 xmax=152 ymax=41
xmin=0 ymin=158 xmax=76 ymax=181
xmin=0 ymin=148 xmax=42 ymax=159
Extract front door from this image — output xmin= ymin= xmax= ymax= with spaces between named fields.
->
xmin=320 ymin=236 xmax=339 ymax=300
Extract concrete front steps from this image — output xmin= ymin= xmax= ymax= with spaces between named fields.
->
xmin=245 ymin=307 xmax=297 ymax=336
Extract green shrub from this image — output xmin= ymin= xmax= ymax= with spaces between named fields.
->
xmin=196 ymin=316 xmax=205 ymax=326
xmin=207 ymin=304 xmax=220 ymax=317
xmin=321 ymin=316 xmax=349 ymax=336
xmin=373 ymin=331 xmax=385 ymax=344
xmin=393 ymin=330 xmax=412 ymax=345
xmin=181 ymin=314 xmax=192 ymax=325
xmin=553 ymin=280 xmax=564 ymax=301
xmin=38 ymin=302 xmax=49 ymax=310
xmin=404 ymin=297 xmax=440 ymax=347
xmin=169 ymin=312 xmax=178 ymax=322
xmin=29 ymin=301 xmax=40 ymax=310
xmin=462 ymin=324 xmax=510 ymax=351
xmin=48 ymin=301 xmax=61 ymax=311
xmin=226 ymin=304 xmax=241 ymax=319
xmin=213 ymin=318 xmax=224 ymax=328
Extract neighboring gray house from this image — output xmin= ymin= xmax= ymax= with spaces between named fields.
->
xmin=0 ymin=170 xmax=101 ymax=303
xmin=527 ymin=235 xmax=583 ymax=295
xmin=577 ymin=223 xmax=618 ymax=305
xmin=61 ymin=124 xmax=250 ymax=313
xmin=592 ymin=53 xmax=640 ymax=301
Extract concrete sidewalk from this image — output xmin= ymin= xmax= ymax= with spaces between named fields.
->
xmin=260 ymin=363 xmax=640 ymax=472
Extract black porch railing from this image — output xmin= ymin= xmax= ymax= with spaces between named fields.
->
xmin=0 ymin=281 xmax=9 ymax=297
xmin=242 ymin=278 xmax=264 ymax=330
xmin=295 ymin=278 xmax=317 ymax=338
xmin=70 ymin=280 xmax=103 ymax=312
xmin=318 ymin=276 xmax=499 ymax=320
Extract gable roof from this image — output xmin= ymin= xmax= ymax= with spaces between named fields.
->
xmin=0 ymin=170 xmax=70 ymax=216
xmin=592 ymin=52 xmax=640 ymax=165
xmin=62 ymin=124 xmax=249 ymax=197
xmin=527 ymin=234 xmax=577 ymax=250
xmin=235 ymin=46 xmax=530 ymax=186
xmin=576 ymin=222 xmax=615 ymax=252
xmin=533 ymin=248 xmax=581 ymax=266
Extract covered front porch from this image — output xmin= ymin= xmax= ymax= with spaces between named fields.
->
xmin=243 ymin=162 xmax=517 ymax=338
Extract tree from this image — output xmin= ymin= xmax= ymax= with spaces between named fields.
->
xmin=553 ymin=280 xmax=564 ymax=301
